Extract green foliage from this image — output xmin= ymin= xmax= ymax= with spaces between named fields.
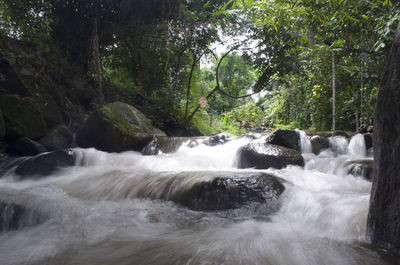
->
xmin=1 ymin=0 xmax=397 ymax=133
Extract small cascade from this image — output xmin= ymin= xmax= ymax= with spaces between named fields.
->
xmin=329 ymin=136 xmax=349 ymax=155
xmin=297 ymin=129 xmax=312 ymax=153
xmin=347 ymin=134 xmax=367 ymax=157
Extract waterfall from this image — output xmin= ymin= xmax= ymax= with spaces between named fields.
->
xmin=347 ymin=134 xmax=367 ymax=157
xmin=0 ymin=133 xmax=388 ymax=265
xmin=297 ymin=129 xmax=312 ymax=153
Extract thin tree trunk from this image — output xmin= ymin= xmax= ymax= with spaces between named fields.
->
xmin=186 ymin=46 xmax=238 ymax=125
xmin=89 ymin=1 xmax=104 ymax=104
xmin=332 ymin=50 xmax=336 ymax=131
xmin=184 ymin=56 xmax=198 ymax=122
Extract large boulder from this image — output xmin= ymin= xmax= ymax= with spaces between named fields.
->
xmin=0 ymin=94 xmax=47 ymax=139
xmin=265 ymin=129 xmax=300 ymax=152
xmin=13 ymin=149 xmax=75 ymax=179
xmin=77 ymin=102 xmax=166 ymax=152
xmin=310 ymin=135 xmax=330 ymax=155
xmin=172 ymin=172 xmax=285 ymax=212
xmin=236 ymin=143 xmax=305 ymax=169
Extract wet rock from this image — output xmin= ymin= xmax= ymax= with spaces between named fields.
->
xmin=141 ymin=136 xmax=198 ymax=155
xmin=363 ymin=133 xmax=373 ymax=151
xmin=14 ymin=149 xmax=75 ymax=179
xmin=265 ymin=129 xmax=300 ymax=152
xmin=0 ymin=202 xmax=47 ymax=232
xmin=345 ymin=160 xmax=374 ymax=182
xmin=0 ymin=94 xmax=47 ymax=139
xmin=331 ymin=131 xmax=350 ymax=138
xmin=39 ymin=125 xmax=74 ymax=151
xmin=77 ymin=102 xmax=166 ymax=152
xmin=9 ymin=137 xmax=46 ymax=156
xmin=310 ymin=135 xmax=330 ymax=155
xmin=205 ymin=133 xmax=233 ymax=146
xmin=174 ymin=172 xmax=285 ymax=212
xmin=237 ymin=143 xmax=305 ymax=170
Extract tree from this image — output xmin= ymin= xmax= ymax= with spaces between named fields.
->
xmin=367 ymin=22 xmax=400 ymax=249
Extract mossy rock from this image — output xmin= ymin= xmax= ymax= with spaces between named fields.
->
xmin=77 ymin=102 xmax=166 ymax=152
xmin=0 ymin=94 xmax=47 ymax=139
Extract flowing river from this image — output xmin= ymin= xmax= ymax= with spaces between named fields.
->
xmin=0 ymin=132 xmax=397 ymax=265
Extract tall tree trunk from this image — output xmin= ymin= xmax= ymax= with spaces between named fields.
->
xmin=184 ymin=56 xmax=198 ymax=122
xmin=367 ymin=22 xmax=400 ymax=249
xmin=332 ymin=50 xmax=336 ymax=131
xmin=89 ymin=2 xmax=104 ymax=104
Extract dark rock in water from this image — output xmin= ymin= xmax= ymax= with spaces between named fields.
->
xmin=0 ymin=202 xmax=47 ymax=232
xmin=142 ymin=136 xmax=200 ymax=155
xmin=363 ymin=133 xmax=373 ymax=151
xmin=345 ymin=160 xmax=374 ymax=182
xmin=237 ymin=143 xmax=304 ymax=170
xmin=359 ymin=124 xmax=368 ymax=134
xmin=39 ymin=125 xmax=74 ymax=151
xmin=265 ymin=129 xmax=300 ymax=152
xmin=205 ymin=133 xmax=233 ymax=146
xmin=0 ymin=94 xmax=47 ymax=139
xmin=174 ymin=172 xmax=285 ymax=212
xmin=9 ymin=137 xmax=46 ymax=156
xmin=367 ymin=24 xmax=400 ymax=249
xmin=331 ymin=131 xmax=350 ymax=138
xmin=14 ymin=149 xmax=75 ymax=179
xmin=77 ymin=102 xmax=166 ymax=152
xmin=310 ymin=135 xmax=330 ymax=155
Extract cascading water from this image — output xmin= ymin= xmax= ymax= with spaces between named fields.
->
xmin=0 ymin=132 xmax=394 ymax=265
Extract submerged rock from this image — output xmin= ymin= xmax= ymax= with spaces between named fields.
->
xmin=173 ymin=172 xmax=285 ymax=212
xmin=14 ymin=149 xmax=75 ymax=179
xmin=77 ymin=102 xmax=166 ymax=152
xmin=0 ymin=202 xmax=47 ymax=232
xmin=310 ymin=135 xmax=330 ymax=155
xmin=237 ymin=143 xmax=305 ymax=170
xmin=345 ymin=160 xmax=374 ymax=182
xmin=204 ymin=133 xmax=234 ymax=146
xmin=265 ymin=129 xmax=300 ymax=152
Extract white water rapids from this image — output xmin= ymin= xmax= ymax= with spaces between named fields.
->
xmin=0 ymin=132 xmax=396 ymax=265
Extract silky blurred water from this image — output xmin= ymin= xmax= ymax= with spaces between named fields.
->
xmin=0 ymin=133 xmax=395 ymax=265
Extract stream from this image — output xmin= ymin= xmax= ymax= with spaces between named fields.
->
xmin=0 ymin=132 xmax=397 ymax=265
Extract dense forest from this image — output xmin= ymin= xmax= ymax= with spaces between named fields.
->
xmin=1 ymin=0 xmax=398 ymax=135
xmin=2 ymin=1 xmax=400 ymax=264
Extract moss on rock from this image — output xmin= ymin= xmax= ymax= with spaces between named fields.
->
xmin=0 ymin=94 xmax=47 ymax=139
xmin=77 ymin=102 xmax=166 ymax=152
